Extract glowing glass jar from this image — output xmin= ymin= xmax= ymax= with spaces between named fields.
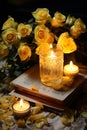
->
xmin=39 ymin=46 xmax=64 ymax=89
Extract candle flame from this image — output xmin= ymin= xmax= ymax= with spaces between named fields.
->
xmin=50 ymin=50 xmax=54 ymax=56
xmin=20 ymin=98 xmax=23 ymax=107
xmin=50 ymin=44 xmax=53 ymax=49
xmin=70 ymin=61 xmax=73 ymax=69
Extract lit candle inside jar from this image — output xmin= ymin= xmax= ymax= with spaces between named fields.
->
xmin=13 ymin=98 xmax=30 ymax=117
xmin=64 ymin=61 xmax=79 ymax=77
xmin=39 ymin=44 xmax=63 ymax=88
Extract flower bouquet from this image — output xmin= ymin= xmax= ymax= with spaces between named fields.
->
xmin=0 ymin=8 xmax=86 ymax=86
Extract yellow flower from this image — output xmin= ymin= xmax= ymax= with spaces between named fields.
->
xmin=70 ymin=18 xmax=86 ymax=38
xmin=65 ymin=15 xmax=76 ymax=26
xmin=34 ymin=25 xmax=51 ymax=45
xmin=46 ymin=32 xmax=54 ymax=44
xmin=17 ymin=23 xmax=32 ymax=38
xmin=2 ymin=16 xmax=18 ymax=30
xmin=57 ymin=32 xmax=77 ymax=54
xmin=36 ymin=42 xmax=51 ymax=55
xmin=0 ymin=41 xmax=9 ymax=58
xmin=51 ymin=12 xmax=66 ymax=27
xmin=2 ymin=28 xmax=19 ymax=45
xmin=18 ymin=43 xmax=32 ymax=61
xmin=32 ymin=8 xmax=51 ymax=24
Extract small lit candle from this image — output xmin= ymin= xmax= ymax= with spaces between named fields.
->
xmin=64 ymin=61 xmax=79 ymax=77
xmin=13 ymin=98 xmax=30 ymax=117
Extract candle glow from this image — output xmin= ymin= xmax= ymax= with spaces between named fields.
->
xmin=39 ymin=43 xmax=63 ymax=88
xmin=49 ymin=44 xmax=56 ymax=58
xmin=64 ymin=61 xmax=79 ymax=77
xmin=20 ymin=98 xmax=23 ymax=107
xmin=50 ymin=49 xmax=56 ymax=58
xmin=13 ymin=98 xmax=30 ymax=116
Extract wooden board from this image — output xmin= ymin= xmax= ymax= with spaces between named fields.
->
xmin=10 ymin=64 xmax=86 ymax=111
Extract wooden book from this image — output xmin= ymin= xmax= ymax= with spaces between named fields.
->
xmin=10 ymin=64 xmax=86 ymax=111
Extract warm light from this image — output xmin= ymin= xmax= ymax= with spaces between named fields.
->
xmin=50 ymin=44 xmax=53 ymax=49
xmin=20 ymin=98 xmax=23 ymax=107
xmin=64 ymin=61 xmax=79 ymax=77
xmin=70 ymin=61 xmax=73 ymax=68
xmin=49 ymin=44 xmax=56 ymax=58
xmin=13 ymin=98 xmax=30 ymax=117
xmin=70 ymin=61 xmax=74 ymax=69
xmin=39 ymin=43 xmax=63 ymax=88
xmin=50 ymin=50 xmax=55 ymax=58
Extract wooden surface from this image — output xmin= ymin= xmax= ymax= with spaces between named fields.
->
xmin=10 ymin=64 xmax=86 ymax=111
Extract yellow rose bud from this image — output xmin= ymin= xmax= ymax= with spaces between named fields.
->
xmin=2 ymin=16 xmax=18 ymax=30
xmin=51 ymin=12 xmax=66 ymax=27
xmin=65 ymin=15 xmax=76 ymax=26
xmin=51 ymin=17 xmax=64 ymax=27
xmin=70 ymin=18 xmax=86 ymax=38
xmin=18 ymin=43 xmax=32 ymax=61
xmin=54 ymin=12 xmax=66 ymax=23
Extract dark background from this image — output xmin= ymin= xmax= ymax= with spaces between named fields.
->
xmin=0 ymin=0 xmax=87 ymax=27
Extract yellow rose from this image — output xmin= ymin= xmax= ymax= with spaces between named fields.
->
xmin=54 ymin=12 xmax=66 ymax=23
xmin=46 ymin=32 xmax=54 ymax=44
xmin=2 ymin=16 xmax=18 ymax=30
xmin=18 ymin=43 xmax=32 ymax=61
xmin=36 ymin=42 xmax=51 ymax=55
xmin=32 ymin=8 xmax=51 ymax=24
xmin=17 ymin=23 xmax=32 ymax=38
xmin=34 ymin=25 xmax=50 ymax=45
xmin=2 ymin=28 xmax=19 ymax=45
xmin=51 ymin=12 xmax=66 ymax=27
xmin=0 ymin=41 xmax=9 ymax=59
xmin=65 ymin=15 xmax=76 ymax=26
xmin=57 ymin=32 xmax=77 ymax=54
xmin=70 ymin=18 xmax=86 ymax=38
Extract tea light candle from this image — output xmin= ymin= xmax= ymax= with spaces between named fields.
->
xmin=64 ymin=61 xmax=79 ymax=77
xmin=13 ymin=98 xmax=30 ymax=117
